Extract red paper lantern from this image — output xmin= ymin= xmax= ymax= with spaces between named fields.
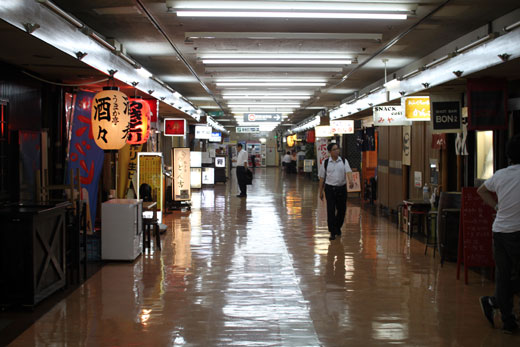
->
xmin=91 ymin=87 xmax=130 ymax=150
xmin=127 ymin=98 xmax=151 ymax=144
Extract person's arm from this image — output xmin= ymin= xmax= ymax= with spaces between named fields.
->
xmin=319 ymin=177 xmax=325 ymax=201
xmin=477 ymin=183 xmax=497 ymax=210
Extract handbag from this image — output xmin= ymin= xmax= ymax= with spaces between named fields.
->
xmin=245 ymin=168 xmax=253 ymax=185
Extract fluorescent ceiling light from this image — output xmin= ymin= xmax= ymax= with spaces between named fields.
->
xmin=186 ymin=32 xmax=382 ymax=40
xmin=199 ymin=105 xmax=221 ymax=109
xmin=228 ymin=103 xmax=300 ymax=107
xmin=217 ymin=82 xmax=326 ymax=86
xmin=205 ymin=67 xmax=343 ymax=72
xmin=216 ymin=78 xmax=327 ymax=83
xmin=176 ymin=11 xmax=407 ymax=20
xmin=232 ymin=109 xmax=295 ymax=112
xmin=202 ymin=54 xmax=354 ymax=59
xmin=223 ymin=91 xmax=313 ymax=96
xmin=204 ymin=59 xmax=351 ymax=65
xmin=171 ymin=1 xmax=415 ymax=12
xmin=223 ymin=96 xmax=311 ymax=100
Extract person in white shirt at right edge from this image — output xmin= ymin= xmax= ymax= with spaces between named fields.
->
xmin=318 ymin=143 xmax=354 ymax=241
xmin=477 ymin=133 xmax=520 ymax=334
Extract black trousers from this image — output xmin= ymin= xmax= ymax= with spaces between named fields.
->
xmin=236 ymin=166 xmax=247 ymax=195
xmin=493 ymin=231 xmax=520 ymax=325
xmin=324 ymin=184 xmax=347 ymax=235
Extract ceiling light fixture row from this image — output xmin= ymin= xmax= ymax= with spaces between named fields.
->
xmin=290 ymin=115 xmax=321 ymax=133
xmin=33 ymin=0 xmax=203 ymax=122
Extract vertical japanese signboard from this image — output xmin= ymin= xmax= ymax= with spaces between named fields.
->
xmin=117 ymin=143 xmax=143 ymax=198
xmin=137 ymin=152 xmax=164 ymax=222
xmin=172 ymin=148 xmax=191 ymax=201
xmin=457 ymin=187 xmax=495 ymax=284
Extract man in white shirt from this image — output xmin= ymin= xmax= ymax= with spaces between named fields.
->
xmin=282 ymin=151 xmax=291 ymax=171
xmin=477 ymin=133 xmax=520 ymax=334
xmin=318 ymin=143 xmax=354 ymax=240
xmin=235 ymin=143 xmax=249 ymax=197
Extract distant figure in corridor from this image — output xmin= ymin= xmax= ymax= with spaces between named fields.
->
xmin=282 ymin=151 xmax=291 ymax=172
xmin=477 ymin=133 xmax=520 ymax=334
xmin=318 ymin=143 xmax=354 ymax=241
xmin=289 ymin=150 xmax=298 ymax=174
xmin=235 ymin=143 xmax=248 ymax=198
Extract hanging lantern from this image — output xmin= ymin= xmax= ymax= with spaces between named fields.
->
xmin=127 ymin=98 xmax=151 ymax=144
xmin=91 ymin=86 xmax=130 ymax=150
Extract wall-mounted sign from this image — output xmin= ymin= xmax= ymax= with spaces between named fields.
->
xmin=236 ymin=126 xmax=260 ymax=133
xmin=243 ymin=113 xmax=282 ymax=122
xmin=195 ymin=125 xmax=212 ymax=139
xmin=164 ymin=118 xmax=186 ymax=136
xmin=209 ymin=131 xmax=222 ymax=142
xmin=215 ymin=157 xmax=226 ymax=168
xmin=373 ymin=106 xmax=411 ymax=126
xmin=202 ymin=167 xmax=215 ymax=185
xmin=330 ymin=120 xmax=354 ymax=134
xmin=403 ymin=96 xmax=431 ymax=121
xmin=190 ymin=168 xmax=202 ymax=189
xmin=414 ymin=171 xmax=422 ymax=188
xmin=208 ymin=111 xmax=224 ymax=117
xmin=172 ymin=148 xmax=191 ymax=201
xmin=402 ymin=126 xmax=411 ymax=166
xmin=432 ymin=101 xmax=461 ymax=133
xmin=315 ymin=125 xmax=333 ymax=138
xmin=190 ymin=151 xmax=202 ymax=168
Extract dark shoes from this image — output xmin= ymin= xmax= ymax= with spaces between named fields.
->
xmin=329 ymin=234 xmax=336 ymax=241
xmin=503 ymin=320 xmax=518 ymax=334
xmin=236 ymin=194 xmax=247 ymax=197
xmin=479 ymin=296 xmax=495 ymax=328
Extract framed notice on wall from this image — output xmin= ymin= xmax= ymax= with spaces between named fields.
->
xmin=137 ymin=152 xmax=164 ymax=223
xmin=172 ymin=148 xmax=191 ymax=201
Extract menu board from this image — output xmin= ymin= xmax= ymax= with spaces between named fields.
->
xmin=457 ymin=187 xmax=495 ymax=284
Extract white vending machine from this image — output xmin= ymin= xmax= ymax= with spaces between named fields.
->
xmin=102 ymin=199 xmax=142 ymax=261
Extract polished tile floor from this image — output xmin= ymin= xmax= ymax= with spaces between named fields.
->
xmin=9 ymin=168 xmax=519 ymax=346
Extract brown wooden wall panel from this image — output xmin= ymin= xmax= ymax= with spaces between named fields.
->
xmin=388 ymin=126 xmax=403 ymax=211
xmin=409 ymin=122 xmax=426 ymax=199
xmin=377 ymin=127 xmax=389 ymax=208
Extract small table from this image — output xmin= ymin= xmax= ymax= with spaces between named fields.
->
xmin=403 ymin=199 xmax=431 ymax=235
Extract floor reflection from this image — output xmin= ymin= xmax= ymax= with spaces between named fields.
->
xmin=9 ymin=168 xmax=516 ymax=346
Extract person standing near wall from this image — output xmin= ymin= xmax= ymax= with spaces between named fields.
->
xmin=318 ymin=143 xmax=354 ymax=241
xmin=477 ymin=134 xmax=520 ymax=334
xmin=235 ymin=143 xmax=249 ymax=198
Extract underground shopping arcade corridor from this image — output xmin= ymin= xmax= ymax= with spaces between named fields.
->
xmin=8 ymin=168 xmax=518 ymax=346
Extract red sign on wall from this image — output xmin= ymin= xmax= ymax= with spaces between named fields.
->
xmin=164 ymin=118 xmax=186 ymax=136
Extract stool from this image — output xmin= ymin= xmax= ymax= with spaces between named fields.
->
xmin=408 ymin=209 xmax=428 ymax=236
xmin=425 ymin=210 xmax=438 ymax=256
xmin=142 ymin=205 xmax=161 ymax=251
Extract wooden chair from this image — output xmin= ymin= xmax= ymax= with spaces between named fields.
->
xmin=142 ymin=201 xmax=160 ymax=251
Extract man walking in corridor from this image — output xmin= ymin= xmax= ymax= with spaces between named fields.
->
xmin=477 ymin=134 xmax=520 ymax=334
xmin=318 ymin=143 xmax=354 ymax=240
xmin=235 ymin=143 xmax=248 ymax=197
